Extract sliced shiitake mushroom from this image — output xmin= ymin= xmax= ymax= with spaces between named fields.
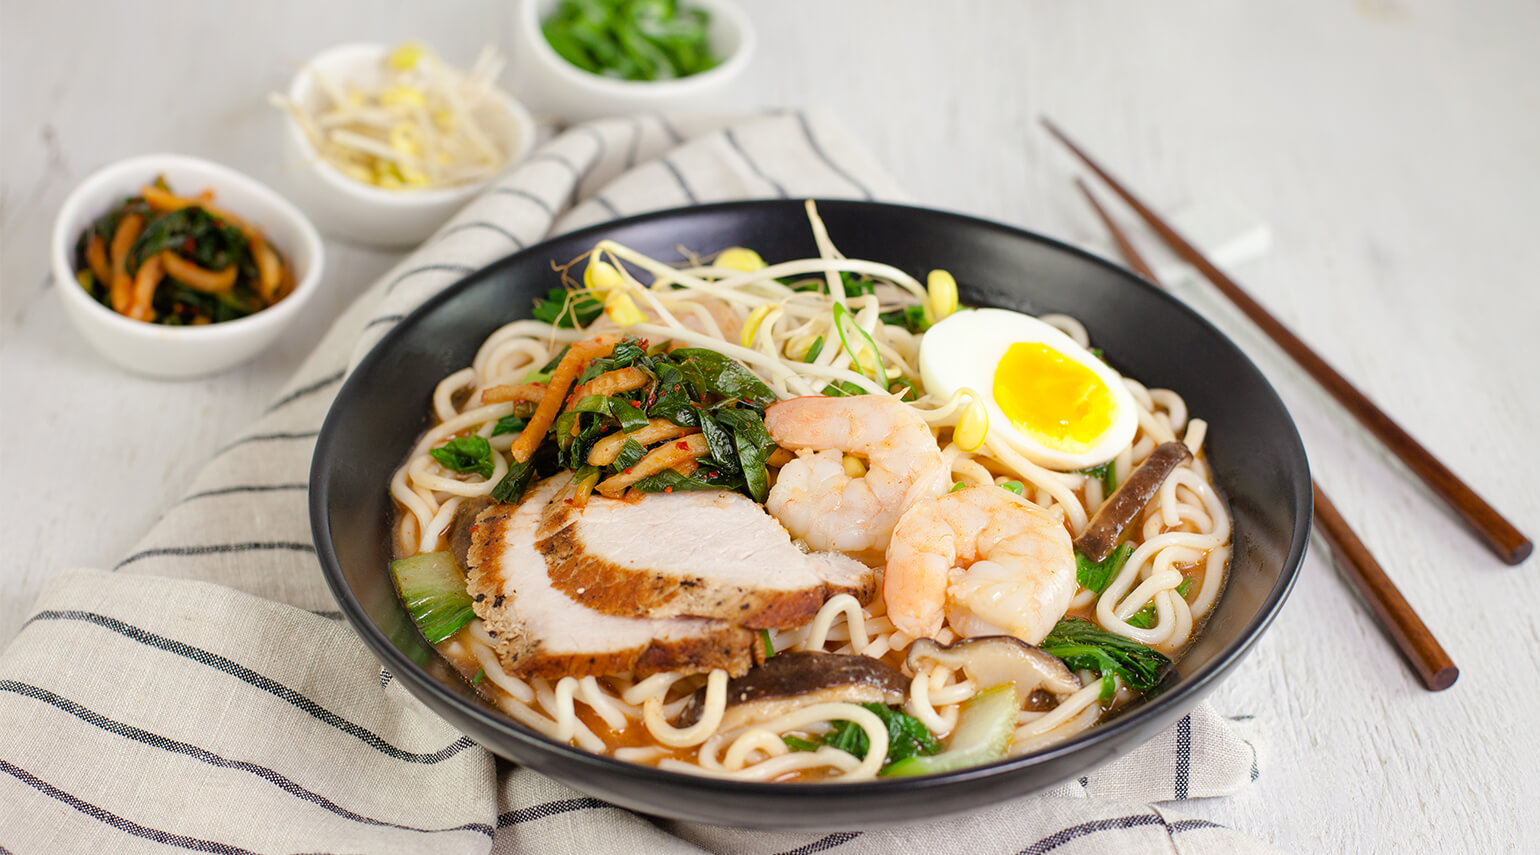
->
xmin=677 ymin=652 xmax=908 ymax=730
xmin=1073 ymin=441 xmax=1192 ymax=562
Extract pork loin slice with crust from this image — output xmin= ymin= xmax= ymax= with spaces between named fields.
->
xmin=537 ymin=489 xmax=876 ymax=629
xmin=467 ymin=478 xmax=755 ymax=680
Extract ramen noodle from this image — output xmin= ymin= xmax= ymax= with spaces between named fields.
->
xmin=388 ymin=202 xmax=1230 ymax=781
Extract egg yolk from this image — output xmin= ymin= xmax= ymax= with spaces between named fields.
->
xmin=992 ymin=342 xmax=1116 ymax=453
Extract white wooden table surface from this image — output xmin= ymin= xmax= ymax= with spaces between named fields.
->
xmin=3 ymin=2 xmax=1537 ymax=851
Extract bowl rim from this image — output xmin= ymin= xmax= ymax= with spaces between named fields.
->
xmin=311 ymin=197 xmax=1311 ymax=800
xmin=281 ymin=41 xmax=537 ymax=208
xmin=50 ymin=152 xmax=325 ymax=342
xmin=517 ymin=0 xmax=756 ymax=98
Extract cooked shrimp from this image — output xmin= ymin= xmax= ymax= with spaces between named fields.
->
xmin=885 ymin=486 xmax=1076 ymax=645
xmin=764 ymin=395 xmax=948 ymax=554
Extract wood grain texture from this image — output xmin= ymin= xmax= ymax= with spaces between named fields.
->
xmin=1313 ymin=482 xmax=1459 ymax=691
xmin=3 ymin=1 xmax=1539 ymax=852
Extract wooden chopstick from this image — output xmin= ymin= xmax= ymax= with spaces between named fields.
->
xmin=1045 ymin=117 xmax=1532 ymax=567
xmin=1075 ymin=178 xmax=1152 ymax=284
xmin=1075 ymin=179 xmax=1459 ymax=691
xmin=1312 ymin=484 xmax=1458 ymax=690
xmin=1071 ymin=181 xmax=1158 ymax=287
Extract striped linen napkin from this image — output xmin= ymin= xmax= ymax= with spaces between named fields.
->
xmin=0 ymin=110 xmax=1279 ymax=855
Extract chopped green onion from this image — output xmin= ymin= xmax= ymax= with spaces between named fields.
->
xmin=613 ymin=437 xmax=648 ymax=470
xmin=782 ymin=735 xmax=819 ymax=752
xmin=831 ymin=302 xmax=889 ymax=390
xmin=1000 ymin=480 xmax=1025 ymax=495
xmin=803 ymin=335 xmax=824 ymax=363
xmin=531 ymin=287 xmax=602 ymax=328
xmin=879 ymin=303 xmax=931 ymax=334
xmin=490 ymin=457 xmax=535 ymax=503
xmin=820 ymin=380 xmax=867 ymax=397
xmin=542 ymin=0 xmax=718 ymax=82
xmin=609 ymin=397 xmax=648 ymax=432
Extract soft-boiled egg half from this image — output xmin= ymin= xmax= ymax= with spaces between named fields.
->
xmin=919 ymin=308 xmax=1138 ymax=469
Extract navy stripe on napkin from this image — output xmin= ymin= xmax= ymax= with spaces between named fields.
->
xmin=22 ymin=611 xmax=476 ymax=765
xmin=0 ymin=680 xmax=494 ymax=839
xmin=497 ymin=797 xmax=611 ymax=826
xmin=218 ymin=430 xmax=320 ymax=454
xmin=773 ymin=832 xmax=863 ymax=854
xmin=174 ymin=483 xmax=308 ymax=506
xmin=1175 ymin=714 xmax=1192 ymax=799
xmin=0 ymin=758 xmax=260 ymax=855
xmin=795 ymin=111 xmax=873 ymax=200
xmin=724 ymin=127 xmax=790 ymax=198
xmin=265 ymin=371 xmax=347 ymax=413
xmin=113 ymin=541 xmax=315 ymax=570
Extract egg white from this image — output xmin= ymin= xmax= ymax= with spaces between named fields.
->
xmin=919 ymin=308 xmax=1139 ymax=470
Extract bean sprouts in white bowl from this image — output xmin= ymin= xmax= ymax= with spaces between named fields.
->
xmin=276 ymin=43 xmax=536 ymax=248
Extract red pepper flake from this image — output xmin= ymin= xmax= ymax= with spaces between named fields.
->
xmin=676 ymin=441 xmax=689 ymax=450
xmin=623 ymin=467 xmax=632 ymax=474
xmin=664 ymin=486 xmax=673 ymax=493
xmin=183 ymin=237 xmax=195 ymax=252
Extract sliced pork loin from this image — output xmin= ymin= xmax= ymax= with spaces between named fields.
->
xmin=537 ymin=489 xmax=877 ymax=630
xmin=467 ymin=478 xmax=756 ymax=680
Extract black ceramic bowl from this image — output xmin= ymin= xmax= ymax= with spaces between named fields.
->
xmin=311 ymin=199 xmax=1310 ymax=829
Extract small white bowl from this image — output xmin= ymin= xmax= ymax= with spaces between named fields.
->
xmin=508 ymin=0 xmax=755 ymax=122
xmin=280 ymin=43 xmax=537 ymax=248
xmin=51 ymin=154 xmax=325 ymax=379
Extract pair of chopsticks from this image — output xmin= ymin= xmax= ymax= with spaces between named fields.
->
xmin=1044 ymin=118 xmax=1533 ymax=691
